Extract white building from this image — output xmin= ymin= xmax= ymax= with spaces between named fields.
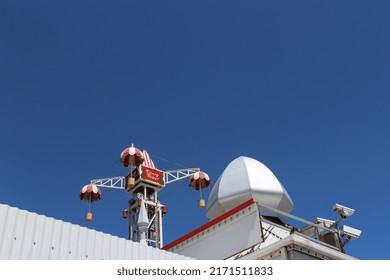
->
xmin=163 ymin=157 xmax=360 ymax=260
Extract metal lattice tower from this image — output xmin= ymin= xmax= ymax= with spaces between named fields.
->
xmin=90 ymin=167 xmax=200 ymax=248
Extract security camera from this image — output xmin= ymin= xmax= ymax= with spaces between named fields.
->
xmin=332 ymin=204 xmax=355 ymax=218
xmin=316 ymin=217 xmax=336 ymax=228
xmin=340 ymin=225 xmax=361 ymax=240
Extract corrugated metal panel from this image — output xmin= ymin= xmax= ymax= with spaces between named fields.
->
xmin=0 ymin=203 xmax=192 ymax=260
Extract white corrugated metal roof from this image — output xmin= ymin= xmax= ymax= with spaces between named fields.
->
xmin=0 ymin=203 xmax=191 ymax=260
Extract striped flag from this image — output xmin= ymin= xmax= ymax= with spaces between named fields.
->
xmin=142 ymin=150 xmax=156 ymax=169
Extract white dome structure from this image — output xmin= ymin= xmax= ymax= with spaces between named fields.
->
xmin=205 ymin=156 xmax=294 ymax=221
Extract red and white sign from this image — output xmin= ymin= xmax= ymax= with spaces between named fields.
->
xmin=141 ymin=166 xmax=164 ymax=185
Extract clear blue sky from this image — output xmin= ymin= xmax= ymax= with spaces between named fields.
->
xmin=1 ymin=1 xmax=389 ymax=260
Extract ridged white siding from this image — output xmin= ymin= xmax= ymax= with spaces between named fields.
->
xmin=0 ymin=203 xmax=191 ymax=260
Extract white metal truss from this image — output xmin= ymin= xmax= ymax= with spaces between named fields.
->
xmin=90 ymin=168 xmax=200 ymax=190
xmin=90 ymin=176 xmax=126 ymax=190
xmin=163 ymin=168 xmax=200 ymax=185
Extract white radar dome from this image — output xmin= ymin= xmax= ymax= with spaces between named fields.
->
xmin=205 ymin=156 xmax=294 ymax=221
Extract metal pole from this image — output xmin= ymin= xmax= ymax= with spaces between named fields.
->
xmin=158 ymin=204 xmax=163 ymax=248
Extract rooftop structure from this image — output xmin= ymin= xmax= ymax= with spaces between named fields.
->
xmin=163 ymin=156 xmax=361 ymax=260
xmin=206 ymin=156 xmax=293 ymax=221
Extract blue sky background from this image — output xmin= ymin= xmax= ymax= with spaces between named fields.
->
xmin=1 ymin=1 xmax=389 ymax=260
